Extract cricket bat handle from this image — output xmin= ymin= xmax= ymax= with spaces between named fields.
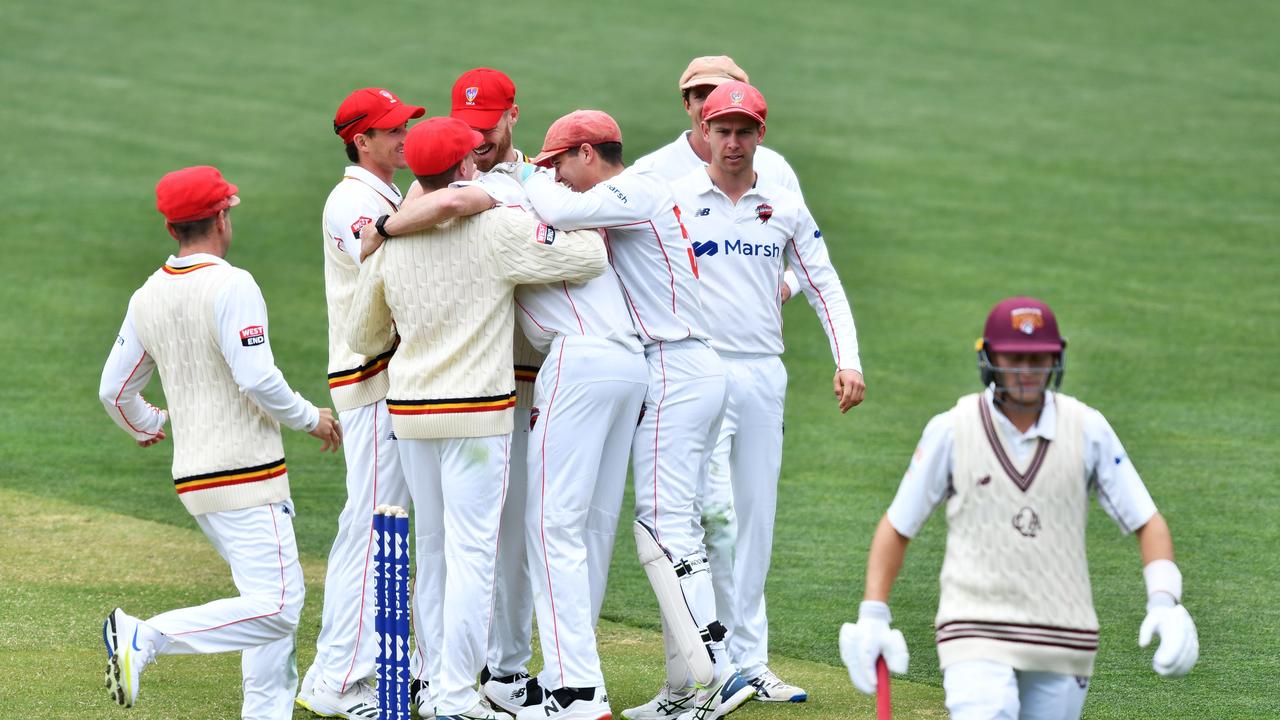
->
xmin=876 ymin=655 xmax=892 ymax=719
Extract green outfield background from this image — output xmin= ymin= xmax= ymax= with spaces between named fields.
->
xmin=2 ymin=0 xmax=1277 ymax=717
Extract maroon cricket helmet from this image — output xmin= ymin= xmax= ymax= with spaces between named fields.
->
xmin=976 ymin=296 xmax=1067 ymax=392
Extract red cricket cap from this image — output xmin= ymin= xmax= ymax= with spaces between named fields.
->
xmin=701 ymin=81 xmax=768 ymax=126
xmin=982 ymin=297 xmax=1065 ymax=353
xmin=334 ymin=87 xmax=425 ymax=144
xmin=403 ymin=117 xmax=485 ymax=177
xmin=531 ymin=110 xmax=623 ymax=167
xmin=450 ymin=68 xmax=516 ymax=130
xmin=155 ymin=166 xmax=241 ymax=224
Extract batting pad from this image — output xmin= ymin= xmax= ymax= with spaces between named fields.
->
xmin=634 ymin=519 xmax=715 ymax=686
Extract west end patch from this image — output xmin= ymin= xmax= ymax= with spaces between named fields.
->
xmin=240 ymin=325 xmax=265 ymax=347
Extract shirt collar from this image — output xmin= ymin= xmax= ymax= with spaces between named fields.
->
xmin=983 ymin=386 xmax=1057 ymax=442
xmin=167 ymin=253 xmax=227 ymax=268
xmin=343 ymin=165 xmax=403 ymax=202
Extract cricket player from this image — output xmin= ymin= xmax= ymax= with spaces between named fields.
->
xmin=98 ymin=165 xmax=343 ymax=719
xmin=361 ymin=67 xmax=551 ymax=715
xmin=633 ymin=55 xmax=808 ymax=655
xmin=840 ymin=297 xmax=1200 ymax=719
xmin=362 ymin=117 xmax=648 ymax=719
xmin=670 ymin=81 xmax=865 ymax=704
xmin=347 ymin=117 xmax=608 ymax=720
xmin=299 ymin=86 xmax=423 ymax=720
xmin=505 ymin=110 xmax=755 ymax=720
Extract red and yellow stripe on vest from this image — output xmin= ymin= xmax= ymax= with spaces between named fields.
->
xmin=174 ymin=459 xmax=286 ymax=495
xmin=162 ymin=262 xmax=218 ymax=275
xmin=328 ymin=345 xmax=396 ymax=389
xmin=387 ymin=392 xmax=517 ymax=416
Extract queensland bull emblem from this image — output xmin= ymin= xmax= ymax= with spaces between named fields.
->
xmin=465 ymin=86 xmax=480 ymax=105
xmin=1012 ymin=506 xmax=1041 ymax=537
xmin=1010 ymin=307 xmax=1044 ymax=335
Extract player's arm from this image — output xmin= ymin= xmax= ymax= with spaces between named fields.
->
xmin=1085 ymin=409 xmax=1198 ymax=676
xmin=491 ymin=210 xmax=607 ymax=285
xmin=841 ymin=412 xmax=953 ymax=694
xmin=521 ymin=170 xmax=651 ymax=230
xmin=215 ymin=274 xmax=341 ymax=451
xmin=346 ymin=250 xmax=396 ymax=357
xmin=780 ymin=267 xmax=800 ymax=304
xmin=360 ymin=185 xmax=498 ymax=260
xmin=784 ymin=206 xmax=864 ymax=412
xmin=98 ymin=298 xmax=167 ymax=447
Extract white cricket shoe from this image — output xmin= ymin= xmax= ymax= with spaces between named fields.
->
xmin=102 ymin=608 xmax=156 ymax=708
xmin=675 ymin=670 xmax=755 ymax=720
xmin=621 ymin=684 xmax=696 ymax=720
xmin=438 ymin=699 xmax=513 ymax=720
xmin=481 ymin=667 xmax=543 ymax=715
xmin=307 ymin=677 xmax=380 ymax=719
xmin=296 ymin=662 xmax=319 ymax=711
xmin=412 ymin=678 xmax=436 ymax=719
xmin=747 ymin=668 xmax=807 ymax=703
xmin=516 ymin=686 xmax=612 ymax=720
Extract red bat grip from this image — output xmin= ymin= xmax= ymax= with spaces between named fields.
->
xmin=876 ymin=655 xmax=892 ymax=719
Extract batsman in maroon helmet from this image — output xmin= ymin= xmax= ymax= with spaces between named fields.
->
xmin=838 ymin=297 xmax=1198 ymax=720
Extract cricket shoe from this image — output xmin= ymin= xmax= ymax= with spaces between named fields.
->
xmin=675 ymin=670 xmax=755 ymax=720
xmin=747 ymin=668 xmax=807 ymax=703
xmin=516 ymin=686 xmax=611 ymax=720
xmin=296 ymin=663 xmax=319 ymax=712
xmin=307 ymin=677 xmax=380 ymax=719
xmin=102 ymin=608 xmax=156 ymax=708
xmin=621 ymin=684 xmax=696 ymax=720
xmin=438 ymin=699 xmax=514 ymax=720
xmin=412 ymin=678 xmax=436 ymax=719
xmin=481 ymin=667 xmax=543 ymax=715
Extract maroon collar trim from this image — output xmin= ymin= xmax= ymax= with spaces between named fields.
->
xmin=978 ymin=395 xmax=1049 ymax=492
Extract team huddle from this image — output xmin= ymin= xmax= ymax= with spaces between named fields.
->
xmin=96 ymin=56 xmax=1199 ymax=720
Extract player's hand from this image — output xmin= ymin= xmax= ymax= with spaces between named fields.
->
xmin=489 ymin=161 xmax=538 ymax=183
xmin=780 ymin=283 xmax=792 ymax=304
xmin=359 ymin=222 xmax=385 ymax=262
xmin=1139 ymin=598 xmax=1199 ymax=677
xmin=309 ymin=408 xmax=342 ymax=452
xmin=840 ymin=601 xmax=908 ymax=694
xmin=137 ymin=428 xmax=167 ymax=448
xmin=834 ymin=369 xmax=866 ymax=413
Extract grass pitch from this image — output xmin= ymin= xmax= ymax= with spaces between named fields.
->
xmin=1 ymin=0 xmax=1277 ymax=717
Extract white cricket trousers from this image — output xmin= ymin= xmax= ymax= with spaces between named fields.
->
xmin=488 ymin=406 xmax=534 ymax=678
xmin=400 ymin=434 xmax=510 ymax=716
xmin=712 ymin=354 xmax=787 ymax=678
xmin=943 ymin=660 xmax=1089 ymax=720
xmin=314 ymin=400 xmax=409 ymax=693
xmin=527 ymin=335 xmax=648 ymax=690
xmin=147 ymin=501 xmax=305 ymax=720
xmin=632 ymin=339 xmax=728 ymax=681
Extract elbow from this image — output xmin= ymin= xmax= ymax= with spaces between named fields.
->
xmin=98 ymin=384 xmax=118 ymax=408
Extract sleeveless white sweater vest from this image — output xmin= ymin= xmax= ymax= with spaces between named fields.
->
xmin=324 ymin=224 xmax=396 ymax=412
xmin=935 ymin=392 xmax=1098 ymax=676
xmin=133 ymin=261 xmax=289 ymax=515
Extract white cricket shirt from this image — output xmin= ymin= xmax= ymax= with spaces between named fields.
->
xmin=100 ymin=253 xmax=320 ymax=441
xmin=522 ymin=167 xmax=710 ymax=346
xmin=461 ymin=174 xmax=642 ymax=355
xmin=886 ymin=388 xmax=1159 ymax=538
xmin=671 ymin=169 xmax=861 ymax=370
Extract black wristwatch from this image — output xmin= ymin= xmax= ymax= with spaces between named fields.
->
xmin=374 ymin=214 xmax=393 ymax=240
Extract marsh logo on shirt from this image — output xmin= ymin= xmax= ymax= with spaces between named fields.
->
xmin=536 ymin=224 xmax=558 ymax=245
xmin=240 ymin=325 xmax=265 ymax=347
xmin=692 ymin=240 xmax=718 ymax=257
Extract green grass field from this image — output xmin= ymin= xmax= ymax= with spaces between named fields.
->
xmin=2 ymin=0 xmax=1277 ymax=717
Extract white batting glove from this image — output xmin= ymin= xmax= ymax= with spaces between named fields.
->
xmin=1139 ymin=559 xmax=1199 ymax=677
xmin=839 ymin=600 xmax=909 ymax=695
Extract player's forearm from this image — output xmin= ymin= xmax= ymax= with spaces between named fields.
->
xmin=864 ymin=514 xmax=911 ymax=602
xmin=506 ymin=228 xmax=608 ymax=285
xmin=237 ymin=368 xmax=319 ymax=432
xmin=523 ymin=174 xmax=641 ymax=230
xmin=1136 ymin=512 xmax=1175 ymax=565
xmin=99 ymin=320 xmax=165 ymax=440
xmin=382 ymin=186 xmax=492 ymax=236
